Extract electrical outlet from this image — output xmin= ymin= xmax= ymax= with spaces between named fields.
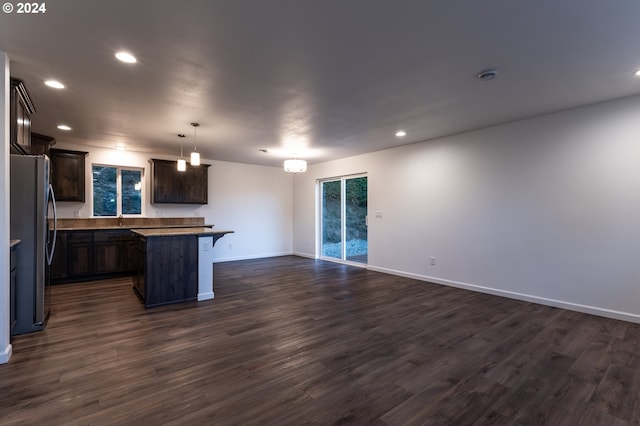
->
xmin=430 ymin=257 xmax=436 ymax=266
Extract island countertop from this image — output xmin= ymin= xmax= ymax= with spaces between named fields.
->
xmin=131 ymin=227 xmax=234 ymax=238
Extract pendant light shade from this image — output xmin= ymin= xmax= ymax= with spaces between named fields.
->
xmin=190 ymin=151 xmax=200 ymax=166
xmin=190 ymin=122 xmax=200 ymax=166
xmin=284 ymin=159 xmax=307 ymax=173
xmin=177 ymin=133 xmax=186 ymax=172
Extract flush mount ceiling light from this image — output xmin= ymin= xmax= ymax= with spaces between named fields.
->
xmin=57 ymin=124 xmax=72 ymax=131
xmin=190 ymin=122 xmax=200 ymax=166
xmin=284 ymin=158 xmax=307 ymax=173
xmin=477 ymin=68 xmax=498 ymax=81
xmin=395 ymin=130 xmax=407 ymax=137
xmin=177 ymin=133 xmax=186 ymax=172
xmin=45 ymin=80 xmax=65 ymax=89
xmin=115 ymin=51 xmax=137 ymax=64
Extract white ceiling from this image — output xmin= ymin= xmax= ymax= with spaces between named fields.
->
xmin=2 ymin=0 xmax=640 ymax=168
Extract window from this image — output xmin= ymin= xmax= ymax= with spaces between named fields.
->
xmin=92 ymin=165 xmax=143 ymax=216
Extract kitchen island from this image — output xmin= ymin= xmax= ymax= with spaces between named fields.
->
xmin=50 ymin=217 xmax=215 ymax=283
xmin=132 ymin=227 xmax=233 ymax=308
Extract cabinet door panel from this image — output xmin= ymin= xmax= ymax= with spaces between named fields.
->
xmin=183 ymin=167 xmax=208 ymax=204
xmin=152 ymin=160 xmax=183 ymax=203
xmin=50 ymin=149 xmax=87 ymax=202
xmin=94 ymin=241 xmax=124 ymax=274
xmin=49 ymin=232 xmax=68 ymax=280
xmin=67 ymin=232 xmax=93 ymax=277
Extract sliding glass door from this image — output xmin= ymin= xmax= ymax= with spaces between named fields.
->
xmin=320 ymin=175 xmax=367 ymax=264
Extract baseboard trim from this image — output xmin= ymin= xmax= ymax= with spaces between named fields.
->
xmin=198 ymin=291 xmax=214 ymax=301
xmin=0 ymin=343 xmax=12 ymax=364
xmin=366 ymin=265 xmax=640 ymax=324
xmin=214 ymin=251 xmax=294 ymax=263
xmin=292 ymin=251 xmax=316 ymax=260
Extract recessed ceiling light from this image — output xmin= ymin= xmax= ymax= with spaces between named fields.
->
xmin=44 ymin=80 xmax=65 ymax=89
xmin=57 ymin=124 xmax=72 ymax=131
xmin=395 ymin=130 xmax=407 ymax=137
xmin=115 ymin=51 xmax=137 ymax=64
xmin=634 ymin=69 xmax=640 ymax=77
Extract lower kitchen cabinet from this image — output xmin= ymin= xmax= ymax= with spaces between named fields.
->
xmin=67 ymin=231 xmax=93 ymax=278
xmin=10 ymin=243 xmax=18 ymax=335
xmin=94 ymin=230 xmax=135 ymax=275
xmin=51 ymin=229 xmax=136 ymax=283
xmin=49 ymin=232 xmax=68 ymax=280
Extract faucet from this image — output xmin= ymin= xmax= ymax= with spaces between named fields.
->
xmin=118 ymin=214 xmax=123 ymax=227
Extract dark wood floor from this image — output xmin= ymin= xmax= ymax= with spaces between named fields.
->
xmin=2 ymin=256 xmax=640 ymax=425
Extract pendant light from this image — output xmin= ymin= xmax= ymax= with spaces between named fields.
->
xmin=177 ymin=133 xmax=186 ymax=172
xmin=190 ymin=122 xmax=200 ymax=166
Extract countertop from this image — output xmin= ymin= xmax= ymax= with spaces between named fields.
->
xmin=131 ymin=227 xmax=234 ymax=238
xmin=56 ymin=224 xmax=215 ymax=231
xmin=53 ymin=217 xmax=210 ymax=231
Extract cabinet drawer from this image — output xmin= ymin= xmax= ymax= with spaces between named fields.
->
xmin=67 ymin=231 xmax=93 ymax=243
xmin=93 ymin=230 xmax=133 ymax=243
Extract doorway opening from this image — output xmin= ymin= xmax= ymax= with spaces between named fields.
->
xmin=319 ymin=175 xmax=368 ymax=265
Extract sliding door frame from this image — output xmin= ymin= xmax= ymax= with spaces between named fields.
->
xmin=317 ymin=173 xmax=368 ymax=267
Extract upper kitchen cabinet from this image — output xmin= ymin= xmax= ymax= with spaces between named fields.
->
xmin=10 ymin=78 xmax=36 ymax=155
xmin=150 ymin=159 xmax=210 ymax=204
xmin=50 ymin=148 xmax=88 ymax=202
xmin=30 ymin=133 xmax=56 ymax=156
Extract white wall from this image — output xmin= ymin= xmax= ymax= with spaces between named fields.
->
xmin=53 ymin=142 xmax=294 ymax=261
xmin=293 ymin=95 xmax=640 ymax=323
xmin=0 ymin=52 xmax=12 ymax=363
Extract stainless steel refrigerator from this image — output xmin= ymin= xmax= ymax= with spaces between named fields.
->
xmin=10 ymin=154 xmax=57 ymax=335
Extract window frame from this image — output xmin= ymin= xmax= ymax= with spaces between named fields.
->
xmin=91 ymin=163 xmax=145 ymax=217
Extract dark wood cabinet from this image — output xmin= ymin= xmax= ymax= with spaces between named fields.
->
xmin=134 ymin=234 xmax=198 ymax=307
xmin=10 ymin=78 xmax=36 ymax=155
xmin=51 ymin=229 xmax=136 ymax=283
xmin=94 ymin=230 xmax=135 ymax=275
xmin=50 ymin=149 xmax=88 ymax=202
xmin=10 ymin=244 xmax=17 ymax=335
xmin=150 ymin=159 xmax=210 ymax=204
xmin=49 ymin=232 xmax=68 ymax=281
xmin=67 ymin=232 xmax=93 ymax=278
xmin=30 ymin=133 xmax=56 ymax=156
xmin=133 ymin=236 xmax=146 ymax=298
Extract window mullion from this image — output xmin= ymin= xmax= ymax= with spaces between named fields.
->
xmin=116 ymin=168 xmax=122 ymax=216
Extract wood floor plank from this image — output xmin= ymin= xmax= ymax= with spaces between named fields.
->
xmin=1 ymin=256 xmax=640 ymax=425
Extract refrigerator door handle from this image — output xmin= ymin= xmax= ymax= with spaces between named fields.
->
xmin=46 ymin=183 xmax=57 ymax=266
